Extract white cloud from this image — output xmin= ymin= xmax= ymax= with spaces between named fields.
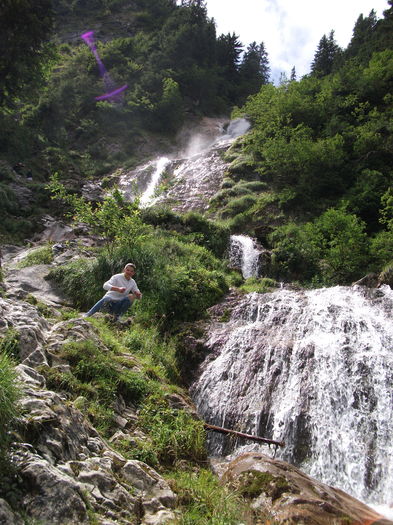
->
xmin=205 ymin=0 xmax=389 ymax=81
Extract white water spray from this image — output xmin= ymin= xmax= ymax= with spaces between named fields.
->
xmin=191 ymin=285 xmax=393 ymax=508
xmin=229 ymin=234 xmax=261 ymax=279
xmin=139 ymin=157 xmax=170 ymax=206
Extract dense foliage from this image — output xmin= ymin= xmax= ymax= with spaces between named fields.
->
xmin=224 ymin=2 xmax=393 ymax=284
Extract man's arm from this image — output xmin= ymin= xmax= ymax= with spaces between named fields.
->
xmin=103 ymin=275 xmax=126 ymax=294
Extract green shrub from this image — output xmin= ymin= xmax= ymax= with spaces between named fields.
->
xmin=370 ymin=229 xmax=393 ymax=270
xmin=239 ymin=277 xmax=277 ymax=294
xmin=221 ymin=195 xmax=257 ymax=218
xmin=140 ymin=208 xmax=230 ymax=258
xmin=122 ymin=325 xmax=180 ymax=383
xmin=269 ymin=209 xmax=370 ymax=285
xmin=17 ymin=244 xmax=53 ymax=268
xmin=50 ymin=234 xmax=229 ymax=327
xmin=268 ymin=222 xmax=319 ymax=282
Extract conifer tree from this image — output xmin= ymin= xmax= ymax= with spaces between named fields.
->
xmin=311 ymin=30 xmax=342 ymax=77
xmin=345 ymin=10 xmax=378 ymax=62
xmin=239 ymin=41 xmax=270 ymax=88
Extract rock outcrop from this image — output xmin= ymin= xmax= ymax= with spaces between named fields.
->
xmin=220 ymin=452 xmax=393 ymax=525
xmin=0 ymin=295 xmax=177 ymax=524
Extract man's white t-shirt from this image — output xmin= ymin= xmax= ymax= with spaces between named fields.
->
xmin=103 ymin=273 xmax=140 ymax=301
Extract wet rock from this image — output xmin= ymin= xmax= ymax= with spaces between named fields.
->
xmin=221 ymin=453 xmax=393 ymax=525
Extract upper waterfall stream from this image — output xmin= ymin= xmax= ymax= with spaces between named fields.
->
xmin=118 ymin=118 xmax=250 ymax=212
xmin=191 ymin=284 xmax=393 ymax=508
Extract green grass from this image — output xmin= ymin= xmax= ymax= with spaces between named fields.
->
xmin=238 ymin=277 xmax=277 ymax=294
xmin=17 ymin=244 xmax=54 ymax=268
xmin=168 ymin=469 xmax=253 ymax=524
xmin=0 ymin=346 xmax=21 ymax=458
xmin=135 ymin=394 xmax=207 ymax=468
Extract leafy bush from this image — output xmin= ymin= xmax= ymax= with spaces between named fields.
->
xmin=370 ymin=230 xmax=393 ymax=270
xmin=311 ymin=208 xmax=370 ymax=284
xmin=269 ymin=208 xmax=370 ymax=285
xmin=269 ymin=222 xmax=320 ymax=282
xmin=122 ymin=325 xmax=179 ymax=383
xmin=140 ymin=207 xmax=230 ymax=258
xmin=221 ymin=195 xmax=257 ymax=218
xmin=238 ymin=277 xmax=277 ymax=294
xmin=50 ymin=234 xmax=229 ymax=326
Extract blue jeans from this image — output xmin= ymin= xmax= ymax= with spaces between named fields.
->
xmin=86 ymin=296 xmax=132 ymax=319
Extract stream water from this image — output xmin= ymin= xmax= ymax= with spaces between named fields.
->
xmin=190 ymin=284 xmax=393 ymax=512
xmin=118 ymin=118 xmax=250 ymax=212
xmin=229 ymin=234 xmax=261 ymax=278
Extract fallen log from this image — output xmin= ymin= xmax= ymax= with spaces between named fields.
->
xmin=204 ymin=423 xmax=285 ymax=448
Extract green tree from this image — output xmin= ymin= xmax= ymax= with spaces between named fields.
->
xmin=238 ymin=41 xmax=270 ymax=101
xmin=156 ymin=77 xmax=184 ymax=132
xmin=311 ymin=208 xmax=370 ymax=284
xmin=47 ymin=174 xmax=149 ymax=254
xmin=311 ymin=30 xmax=342 ymax=77
xmin=345 ymin=10 xmax=378 ymax=63
xmin=216 ymin=32 xmax=243 ymax=103
xmin=0 ymin=0 xmax=54 ymax=105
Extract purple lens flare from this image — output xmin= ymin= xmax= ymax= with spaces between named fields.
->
xmin=81 ymin=30 xmax=128 ymax=102
xmin=95 ymin=84 xmax=128 ymax=101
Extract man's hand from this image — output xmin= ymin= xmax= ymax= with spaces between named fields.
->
xmin=113 ymin=286 xmax=126 ymax=293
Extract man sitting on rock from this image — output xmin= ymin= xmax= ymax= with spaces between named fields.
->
xmin=85 ymin=263 xmax=142 ymax=322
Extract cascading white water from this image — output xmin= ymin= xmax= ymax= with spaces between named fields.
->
xmin=118 ymin=156 xmax=170 ymax=206
xmin=229 ymin=234 xmax=261 ymax=278
xmin=139 ymin=157 xmax=170 ymax=206
xmin=190 ymin=284 xmax=393 ymax=507
xmin=117 ymin=118 xmax=250 ymax=212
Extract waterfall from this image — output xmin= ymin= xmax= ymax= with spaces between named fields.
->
xmin=118 ymin=156 xmax=170 ymax=206
xmin=117 ymin=118 xmax=251 ymax=212
xmin=139 ymin=157 xmax=170 ymax=206
xmin=229 ymin=234 xmax=261 ymax=279
xmin=190 ymin=284 xmax=393 ymax=506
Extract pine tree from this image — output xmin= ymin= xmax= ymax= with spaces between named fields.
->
xmin=345 ymin=10 xmax=378 ymax=62
xmin=311 ymin=30 xmax=342 ymax=77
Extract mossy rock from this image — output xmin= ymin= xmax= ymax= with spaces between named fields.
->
xmin=238 ymin=470 xmax=291 ymax=501
xmin=226 ymin=153 xmax=256 ymax=180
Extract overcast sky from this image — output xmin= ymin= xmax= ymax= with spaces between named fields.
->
xmin=204 ymin=0 xmax=389 ymax=82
